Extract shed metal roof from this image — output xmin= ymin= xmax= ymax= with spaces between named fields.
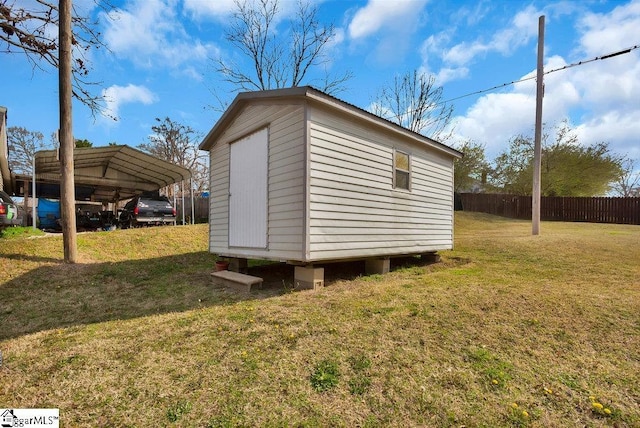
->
xmin=199 ymin=86 xmax=463 ymax=159
xmin=30 ymin=145 xmax=191 ymax=202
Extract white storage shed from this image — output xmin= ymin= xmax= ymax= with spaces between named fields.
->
xmin=199 ymin=87 xmax=462 ymax=288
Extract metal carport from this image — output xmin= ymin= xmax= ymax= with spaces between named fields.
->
xmin=13 ymin=145 xmax=191 ymax=202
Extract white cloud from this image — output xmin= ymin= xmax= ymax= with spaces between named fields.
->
xmin=419 ymin=4 xmax=542 ymax=88
xmin=446 ymin=1 xmax=640 ymax=163
xmin=577 ymin=0 xmax=640 ymax=57
xmin=347 ymin=0 xmax=429 ymax=64
xmin=451 ymin=1 xmax=490 ymax=27
xmin=348 ymin=0 xmax=427 ymax=39
xmin=102 ymin=84 xmax=158 ymax=121
xmin=180 ymin=66 xmax=204 ymax=82
xmin=183 ymin=0 xmax=299 ymax=23
xmin=452 ymin=92 xmax=536 ymax=155
xmin=434 ymin=67 xmax=469 ymax=85
xmin=442 ymin=5 xmax=540 ymax=68
xmin=561 ymin=1 xmax=640 ymax=159
xmin=318 ymin=27 xmax=347 ymax=71
xmin=442 ymin=41 xmax=487 ymax=67
xmin=183 ymin=0 xmax=236 ymax=19
xmin=571 ymin=57 xmax=640 ymax=112
xmin=422 ymin=31 xmax=451 ymax=55
xmin=366 ymin=101 xmax=393 ymax=121
xmin=576 ymin=111 xmax=640 ymax=160
xmin=101 ymin=0 xmax=218 ymax=70
xmin=451 ymin=56 xmax=581 ymax=156
xmin=490 ymin=5 xmax=540 ymax=54
xmin=453 ymin=48 xmax=639 ymax=156
xmin=570 ymin=1 xmax=640 ymax=116
xmin=329 ymin=27 xmax=346 ymax=49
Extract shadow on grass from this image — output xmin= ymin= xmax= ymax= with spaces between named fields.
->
xmin=1 ymin=253 xmax=64 ymax=264
xmin=0 ymin=253 xmax=438 ymax=340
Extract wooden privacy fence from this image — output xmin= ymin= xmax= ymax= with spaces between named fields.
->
xmin=459 ymin=193 xmax=640 ymax=225
xmin=174 ymin=194 xmax=640 ymax=225
xmin=174 ymin=197 xmax=209 ymax=224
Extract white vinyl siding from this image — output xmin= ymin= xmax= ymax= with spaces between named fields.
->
xmin=208 ymin=103 xmax=305 ymax=260
xmin=307 ymin=111 xmax=454 ymax=261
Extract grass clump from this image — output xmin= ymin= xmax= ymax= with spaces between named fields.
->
xmin=0 ymin=226 xmax=45 ymax=239
xmin=348 ymin=355 xmax=372 ymax=396
xmin=310 ymin=359 xmax=340 ymax=392
xmin=466 ymin=347 xmax=513 ymax=388
xmin=166 ymin=400 xmax=192 ymax=423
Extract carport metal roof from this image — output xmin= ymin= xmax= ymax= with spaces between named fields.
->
xmin=26 ymin=145 xmax=191 ymax=202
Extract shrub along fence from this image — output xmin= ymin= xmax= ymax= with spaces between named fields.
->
xmin=459 ymin=193 xmax=640 ymax=225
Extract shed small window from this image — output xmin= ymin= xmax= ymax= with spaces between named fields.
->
xmin=394 ymin=150 xmax=411 ymax=190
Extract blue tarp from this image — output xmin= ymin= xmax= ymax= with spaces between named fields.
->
xmin=38 ymin=199 xmax=60 ymax=229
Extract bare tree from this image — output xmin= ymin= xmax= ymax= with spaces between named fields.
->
xmin=139 ymin=117 xmax=208 ymax=193
xmin=215 ymin=0 xmax=350 ymax=97
xmin=611 ymin=158 xmax=640 ymax=197
xmin=1 ymin=0 xmax=110 ymax=115
xmin=7 ymin=126 xmax=48 ymax=174
xmin=372 ymin=70 xmax=454 ymax=142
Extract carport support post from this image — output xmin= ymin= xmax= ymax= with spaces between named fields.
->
xmin=32 ymin=155 xmax=36 ymax=230
xmin=190 ymin=177 xmax=195 ymax=225
xmin=181 ymin=180 xmax=185 ymax=225
xmin=23 ymin=177 xmax=28 ymax=227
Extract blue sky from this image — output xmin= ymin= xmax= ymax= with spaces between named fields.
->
xmin=3 ymin=0 xmax=639 ymax=163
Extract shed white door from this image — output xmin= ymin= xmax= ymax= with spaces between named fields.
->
xmin=229 ymin=128 xmax=268 ymax=248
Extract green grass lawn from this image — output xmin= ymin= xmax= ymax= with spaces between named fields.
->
xmin=0 ymin=213 xmax=638 ymax=427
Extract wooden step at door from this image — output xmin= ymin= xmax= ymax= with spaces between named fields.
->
xmin=211 ymin=270 xmax=263 ymax=292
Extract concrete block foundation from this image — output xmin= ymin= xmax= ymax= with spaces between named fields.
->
xmin=365 ymin=258 xmax=390 ymax=275
xmin=421 ymin=252 xmax=441 ymax=263
xmin=228 ymin=257 xmax=249 ymax=273
xmin=294 ymin=266 xmax=324 ymax=290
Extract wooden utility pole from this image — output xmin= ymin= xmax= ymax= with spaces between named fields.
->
xmin=59 ymin=0 xmax=78 ymax=262
xmin=532 ymin=15 xmax=545 ymax=236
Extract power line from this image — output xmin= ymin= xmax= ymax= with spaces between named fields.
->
xmin=442 ymin=76 xmax=536 ymax=105
xmin=377 ymin=44 xmax=639 ymax=125
xmin=437 ymin=44 xmax=640 ymax=106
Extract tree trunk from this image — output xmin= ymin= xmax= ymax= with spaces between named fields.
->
xmin=59 ymin=0 xmax=77 ymax=263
